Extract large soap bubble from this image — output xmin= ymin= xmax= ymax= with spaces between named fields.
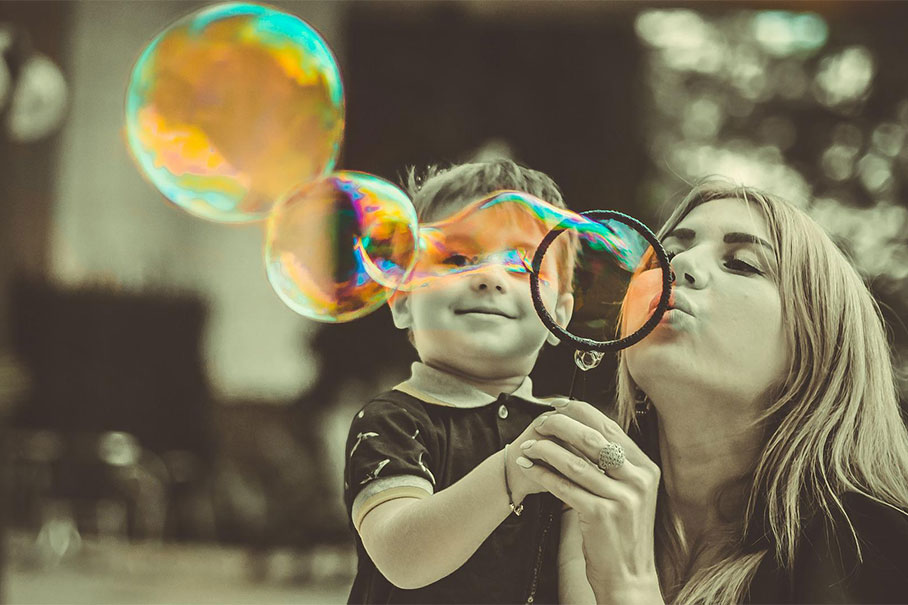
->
xmin=265 ymin=171 xmax=418 ymax=323
xmin=404 ymin=191 xmax=670 ymax=350
xmin=125 ymin=2 xmax=344 ymax=223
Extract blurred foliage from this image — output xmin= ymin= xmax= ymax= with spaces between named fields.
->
xmin=635 ymin=7 xmax=908 ymax=395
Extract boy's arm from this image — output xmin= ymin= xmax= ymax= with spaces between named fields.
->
xmin=558 ymin=508 xmax=597 ymax=604
xmin=358 ymin=446 xmax=532 ymax=590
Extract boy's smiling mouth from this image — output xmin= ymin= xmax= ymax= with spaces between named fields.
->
xmin=454 ymin=306 xmax=516 ymax=319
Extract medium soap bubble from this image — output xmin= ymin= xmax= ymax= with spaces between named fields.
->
xmin=265 ymin=171 xmax=418 ymax=323
xmin=125 ymin=2 xmax=344 ymax=223
xmin=417 ymin=192 xmax=666 ymax=351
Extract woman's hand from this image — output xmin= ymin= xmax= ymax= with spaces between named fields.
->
xmin=516 ymin=399 xmax=664 ymax=605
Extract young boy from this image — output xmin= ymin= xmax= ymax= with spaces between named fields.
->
xmin=343 ymin=159 xmax=589 ymax=604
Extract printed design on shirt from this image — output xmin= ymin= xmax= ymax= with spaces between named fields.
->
xmin=349 ymin=431 xmax=379 ymax=458
xmin=418 ymin=451 xmax=436 ymax=486
xmin=360 ymin=458 xmax=391 ymax=485
xmin=411 ymin=427 xmax=419 ymax=440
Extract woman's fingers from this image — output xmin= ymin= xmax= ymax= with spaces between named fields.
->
xmin=518 ymin=438 xmax=632 ymax=502
xmin=545 ymin=400 xmax=653 ymax=469
xmin=531 ymin=410 xmax=634 ymax=477
xmin=515 ymin=451 xmax=614 ymax=517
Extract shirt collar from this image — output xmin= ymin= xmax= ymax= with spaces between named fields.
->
xmin=394 ymin=361 xmax=551 ymax=409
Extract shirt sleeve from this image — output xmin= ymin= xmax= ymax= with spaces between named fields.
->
xmin=344 ymin=397 xmax=437 ymax=531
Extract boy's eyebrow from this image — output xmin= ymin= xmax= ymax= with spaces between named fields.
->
xmin=443 ymin=232 xmax=540 ymax=250
xmin=663 ymin=228 xmax=774 ymax=252
xmin=441 ymin=234 xmax=479 ymax=247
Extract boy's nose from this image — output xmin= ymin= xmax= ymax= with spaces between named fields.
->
xmin=469 ymin=267 xmax=507 ymax=293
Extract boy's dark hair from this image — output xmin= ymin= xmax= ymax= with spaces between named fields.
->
xmin=405 ymin=159 xmax=567 ymax=222
xmin=404 ymin=159 xmax=577 ymax=294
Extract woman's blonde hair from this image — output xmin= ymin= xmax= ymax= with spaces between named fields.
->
xmin=616 ymin=181 xmax=908 ymax=603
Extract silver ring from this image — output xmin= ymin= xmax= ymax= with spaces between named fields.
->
xmin=597 ymin=442 xmax=625 ymax=471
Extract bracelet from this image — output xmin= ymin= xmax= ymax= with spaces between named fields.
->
xmin=503 ymin=444 xmax=524 ymax=516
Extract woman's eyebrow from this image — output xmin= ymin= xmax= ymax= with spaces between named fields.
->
xmin=663 ymin=227 xmax=695 ymax=242
xmin=724 ymin=232 xmax=774 ymax=252
xmin=663 ymin=228 xmax=773 ymax=252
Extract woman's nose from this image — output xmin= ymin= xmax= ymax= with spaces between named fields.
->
xmin=669 ymin=249 xmax=707 ymax=288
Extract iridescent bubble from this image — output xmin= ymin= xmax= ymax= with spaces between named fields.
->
xmin=406 ymin=191 xmax=650 ymax=292
xmin=265 ymin=171 xmax=418 ymax=323
xmin=407 ymin=191 xmax=664 ymax=349
xmin=125 ymin=2 xmax=344 ymax=223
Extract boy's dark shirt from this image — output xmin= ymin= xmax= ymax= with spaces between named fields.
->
xmin=344 ymin=363 xmax=562 ymax=605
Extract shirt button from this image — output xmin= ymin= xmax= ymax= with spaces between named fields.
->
xmin=498 ymin=404 xmax=509 ymax=419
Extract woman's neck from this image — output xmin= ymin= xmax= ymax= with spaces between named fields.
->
xmin=655 ymin=404 xmax=763 ymax=541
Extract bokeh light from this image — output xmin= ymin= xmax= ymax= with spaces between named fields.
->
xmin=813 ymin=46 xmax=875 ymax=109
xmin=635 ymin=5 xmax=908 ymax=363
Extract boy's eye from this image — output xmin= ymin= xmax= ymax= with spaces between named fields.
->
xmin=441 ymin=254 xmax=471 ymax=267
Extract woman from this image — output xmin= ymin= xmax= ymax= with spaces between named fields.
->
xmin=516 ymin=182 xmax=908 ymax=603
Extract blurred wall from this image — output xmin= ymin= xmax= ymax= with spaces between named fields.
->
xmin=0 ymin=3 xmax=72 ymax=350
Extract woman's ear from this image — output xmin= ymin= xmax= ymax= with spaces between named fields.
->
xmin=546 ymin=292 xmax=574 ymax=346
xmin=388 ymin=292 xmax=413 ymax=330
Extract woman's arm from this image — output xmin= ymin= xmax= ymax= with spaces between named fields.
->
xmin=559 ymin=508 xmax=597 ymax=604
xmin=517 ymin=399 xmax=664 ymax=605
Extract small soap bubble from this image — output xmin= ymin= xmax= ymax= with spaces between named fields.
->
xmin=265 ymin=171 xmax=418 ymax=323
xmin=125 ymin=2 xmax=344 ymax=223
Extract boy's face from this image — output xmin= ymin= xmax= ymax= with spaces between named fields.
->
xmin=390 ymin=197 xmax=573 ymax=380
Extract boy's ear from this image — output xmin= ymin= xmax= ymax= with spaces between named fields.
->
xmin=545 ymin=292 xmax=574 ymax=346
xmin=388 ymin=292 xmax=413 ymax=330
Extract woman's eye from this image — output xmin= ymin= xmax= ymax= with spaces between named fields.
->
xmin=655 ymin=250 xmax=677 ymax=269
xmin=724 ymin=258 xmax=763 ymax=275
xmin=644 ymin=250 xmax=675 ymax=270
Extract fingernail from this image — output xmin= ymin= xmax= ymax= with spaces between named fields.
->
xmin=534 ymin=415 xmax=548 ymax=428
xmin=516 ymin=456 xmax=534 ymax=468
xmin=520 ymin=439 xmax=536 ymax=450
xmin=551 ymin=399 xmax=569 ymax=409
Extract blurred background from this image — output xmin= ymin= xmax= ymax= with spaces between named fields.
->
xmin=0 ymin=1 xmax=906 ymax=603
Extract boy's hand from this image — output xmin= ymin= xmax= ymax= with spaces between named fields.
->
xmin=505 ymin=411 xmax=556 ymax=504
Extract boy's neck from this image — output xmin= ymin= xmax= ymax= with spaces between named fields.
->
xmin=423 ymin=360 xmax=526 ymax=398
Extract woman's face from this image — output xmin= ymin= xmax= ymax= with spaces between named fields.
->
xmin=624 ymin=198 xmax=789 ymax=409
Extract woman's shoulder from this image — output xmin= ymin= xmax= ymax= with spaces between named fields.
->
xmin=791 ymin=491 xmax=908 ymax=603
xmin=821 ymin=491 xmax=908 ymax=561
